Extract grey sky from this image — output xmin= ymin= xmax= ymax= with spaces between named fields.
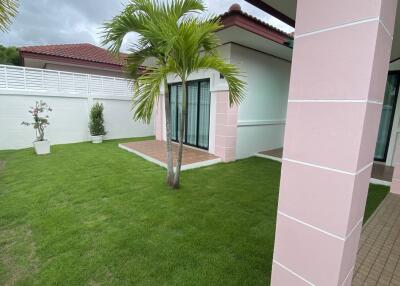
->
xmin=0 ymin=0 xmax=294 ymax=52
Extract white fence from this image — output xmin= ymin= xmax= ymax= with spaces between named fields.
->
xmin=0 ymin=65 xmax=154 ymax=150
xmin=0 ymin=64 xmax=133 ymax=97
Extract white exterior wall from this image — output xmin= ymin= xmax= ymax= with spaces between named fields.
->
xmin=0 ymin=65 xmax=154 ymax=150
xmin=230 ymin=44 xmax=291 ymax=159
xmin=0 ymin=91 xmax=154 ymax=150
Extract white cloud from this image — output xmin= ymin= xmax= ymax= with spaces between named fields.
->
xmin=0 ymin=0 xmax=294 ymax=51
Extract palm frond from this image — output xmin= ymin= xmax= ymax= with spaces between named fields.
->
xmin=168 ymin=0 xmax=204 ymax=19
xmin=0 ymin=0 xmax=18 ymax=32
xmin=124 ymin=49 xmax=150 ymax=79
xmin=185 ymin=54 xmax=246 ymax=106
xmin=101 ymin=8 xmax=147 ymax=54
xmin=132 ymin=64 xmax=172 ymax=123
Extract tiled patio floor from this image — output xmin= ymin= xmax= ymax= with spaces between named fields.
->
xmin=257 ymin=148 xmax=394 ymax=183
xmin=119 ymin=140 xmax=221 ymax=170
xmin=352 ymin=193 xmax=400 ymax=286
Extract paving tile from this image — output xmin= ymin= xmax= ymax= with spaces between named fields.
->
xmin=352 ymin=194 xmax=400 ymax=285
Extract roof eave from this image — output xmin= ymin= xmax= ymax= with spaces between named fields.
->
xmin=219 ymin=11 xmax=292 ymax=47
xmin=19 ymin=51 xmax=124 ymax=71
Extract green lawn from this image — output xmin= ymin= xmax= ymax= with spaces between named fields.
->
xmin=0 ymin=138 xmax=389 ymax=285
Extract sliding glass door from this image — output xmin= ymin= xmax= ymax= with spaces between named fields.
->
xmin=374 ymin=72 xmax=400 ymax=161
xmin=169 ymin=79 xmax=210 ymax=149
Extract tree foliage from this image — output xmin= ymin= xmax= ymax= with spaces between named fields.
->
xmin=0 ymin=45 xmax=20 ymax=65
xmin=89 ymin=102 xmax=106 ymax=136
xmin=21 ymin=100 xmax=52 ymax=141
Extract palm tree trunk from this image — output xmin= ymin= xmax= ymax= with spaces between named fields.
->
xmin=163 ymin=79 xmax=174 ymax=187
xmin=173 ymin=80 xmax=187 ymax=189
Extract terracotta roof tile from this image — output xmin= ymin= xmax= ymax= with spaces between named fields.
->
xmin=220 ymin=5 xmax=293 ymax=40
xmin=19 ymin=43 xmax=126 ymax=66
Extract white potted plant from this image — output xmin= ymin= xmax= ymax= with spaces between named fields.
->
xmin=89 ymin=102 xmax=106 ymax=143
xmin=21 ymin=100 xmax=52 ymax=155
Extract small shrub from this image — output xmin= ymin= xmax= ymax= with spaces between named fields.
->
xmin=21 ymin=100 xmax=52 ymax=141
xmin=89 ymin=102 xmax=106 ymax=136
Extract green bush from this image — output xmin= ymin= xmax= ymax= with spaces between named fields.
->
xmin=89 ymin=103 xmax=106 ymax=136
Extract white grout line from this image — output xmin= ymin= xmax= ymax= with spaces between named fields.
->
xmin=341 ymin=266 xmax=355 ymax=286
xmin=379 ymin=19 xmax=394 ymax=39
xmin=273 ymin=260 xmax=316 ymax=286
xmin=278 ymin=211 xmax=346 ymax=241
xmin=257 ymin=155 xmax=392 ymax=186
xmin=255 ymin=153 xmax=282 ymax=162
xmin=295 ymin=17 xmax=380 ymax=39
xmin=288 ymin=99 xmax=382 ymax=105
xmin=282 ymin=158 xmax=373 ymax=176
xmin=345 ymin=218 xmax=363 ymax=240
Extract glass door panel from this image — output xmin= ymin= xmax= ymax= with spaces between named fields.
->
xmin=374 ymin=73 xmax=400 ymax=161
xmin=186 ymin=82 xmax=198 ymax=145
xmin=198 ymin=81 xmax=210 ymax=149
xmin=177 ymin=85 xmax=183 ymax=141
xmin=170 ymin=85 xmax=178 ymax=141
xmin=169 ymin=79 xmax=210 ymax=149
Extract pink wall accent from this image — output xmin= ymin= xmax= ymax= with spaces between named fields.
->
xmin=271 ymin=0 xmax=397 ymax=285
xmin=214 ymin=91 xmax=238 ymax=162
xmin=391 ymin=143 xmax=400 ymax=194
xmin=155 ymin=96 xmax=164 ymax=141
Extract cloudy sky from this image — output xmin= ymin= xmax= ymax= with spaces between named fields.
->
xmin=0 ymin=0 xmax=294 ymax=52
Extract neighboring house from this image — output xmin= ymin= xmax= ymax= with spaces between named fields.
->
xmin=155 ymin=4 xmax=293 ymax=162
xmin=18 ymin=43 xmax=126 ymax=78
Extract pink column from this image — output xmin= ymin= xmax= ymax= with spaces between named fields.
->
xmin=214 ymin=91 xmax=238 ymax=162
xmin=271 ymin=1 xmax=397 ymax=285
xmin=155 ymin=96 xmax=164 ymax=141
xmin=391 ymin=144 xmax=400 ymax=194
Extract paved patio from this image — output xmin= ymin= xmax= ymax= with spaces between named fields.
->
xmin=257 ymin=148 xmax=394 ymax=184
xmin=119 ymin=140 xmax=221 ymax=170
xmin=352 ymin=193 xmax=400 ymax=286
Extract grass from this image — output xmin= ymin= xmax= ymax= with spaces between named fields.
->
xmin=0 ymin=137 xmax=389 ymax=285
xmin=364 ymin=184 xmax=389 ymax=223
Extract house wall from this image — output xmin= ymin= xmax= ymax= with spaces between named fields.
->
xmin=45 ymin=63 xmax=124 ymax=78
xmin=157 ymin=44 xmax=232 ymax=157
xmin=230 ymin=44 xmax=291 ymax=159
xmin=0 ymin=64 xmax=154 ymax=150
xmin=0 ymin=91 xmax=154 ymax=150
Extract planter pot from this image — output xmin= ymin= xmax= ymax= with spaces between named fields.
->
xmin=33 ymin=140 xmax=50 ymax=155
xmin=91 ymin=135 xmax=103 ymax=144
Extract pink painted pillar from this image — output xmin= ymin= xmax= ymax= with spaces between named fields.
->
xmin=214 ymin=91 xmax=238 ymax=162
xmin=271 ymin=1 xmax=397 ymax=285
xmin=391 ymin=144 xmax=400 ymax=194
xmin=155 ymin=96 xmax=164 ymax=141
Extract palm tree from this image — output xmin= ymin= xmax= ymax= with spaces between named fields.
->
xmin=132 ymin=12 xmax=245 ymax=188
xmin=102 ymin=0 xmax=205 ymax=187
xmin=0 ymin=0 xmax=18 ymax=32
xmin=164 ymin=18 xmax=245 ymax=188
xmin=104 ymin=0 xmax=245 ymax=189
